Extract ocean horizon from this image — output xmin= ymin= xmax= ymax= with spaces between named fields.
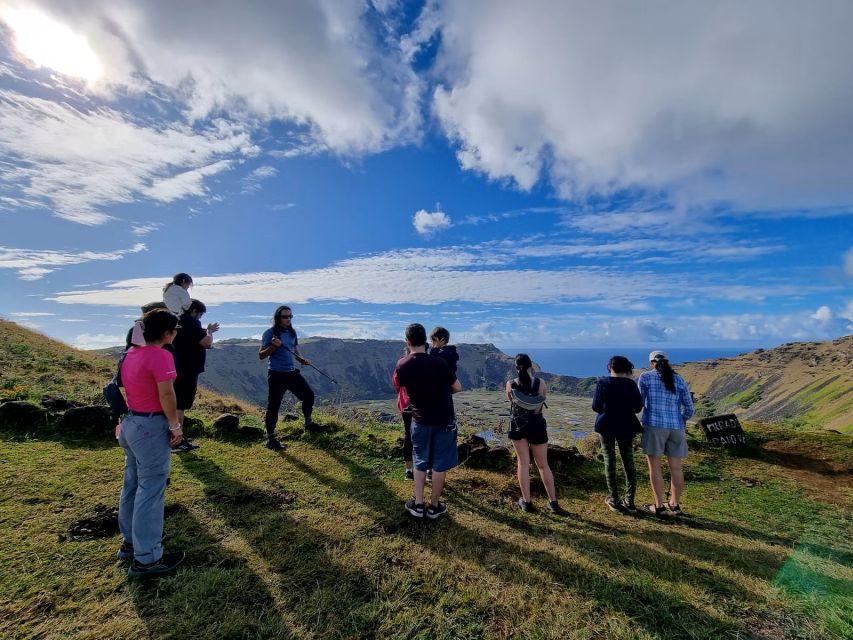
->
xmin=501 ymin=347 xmax=752 ymax=378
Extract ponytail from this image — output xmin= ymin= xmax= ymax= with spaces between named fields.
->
xmin=655 ymin=359 xmax=676 ymax=393
xmin=163 ymin=272 xmax=193 ymax=294
xmin=515 ymin=353 xmax=535 ymax=394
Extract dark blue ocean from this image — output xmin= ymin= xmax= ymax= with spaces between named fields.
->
xmin=504 ymin=347 xmax=750 ymax=378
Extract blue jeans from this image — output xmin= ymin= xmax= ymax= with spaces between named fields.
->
xmin=118 ymin=414 xmax=171 ymax=564
xmin=411 ymin=420 xmax=459 ymax=473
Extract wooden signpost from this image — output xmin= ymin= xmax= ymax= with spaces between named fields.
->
xmin=696 ymin=414 xmax=747 ymax=446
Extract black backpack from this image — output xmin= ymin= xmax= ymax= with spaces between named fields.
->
xmin=103 ymin=351 xmax=129 ymax=418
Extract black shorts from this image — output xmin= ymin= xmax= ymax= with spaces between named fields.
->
xmin=508 ymin=413 xmax=548 ymax=445
xmin=174 ymin=375 xmax=199 ymax=411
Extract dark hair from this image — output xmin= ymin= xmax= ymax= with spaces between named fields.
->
xmin=187 ymin=299 xmax=207 ymax=314
xmin=653 ymin=358 xmax=676 ymax=392
xmin=430 ymin=326 xmax=450 ymax=343
xmin=163 ymin=272 xmax=193 ymax=294
xmin=515 ymin=353 xmax=534 ymax=393
xmin=405 ymin=323 xmax=427 ymax=347
xmin=608 ymin=355 xmax=634 ymax=375
xmin=142 ymin=309 xmax=178 ymax=342
xmin=272 ymin=305 xmax=294 ymax=338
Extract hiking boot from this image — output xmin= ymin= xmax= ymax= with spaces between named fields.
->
xmin=645 ymin=504 xmax=668 ymax=518
xmin=127 ymin=550 xmax=185 ymax=577
xmin=304 ymin=421 xmax=322 ymax=433
xmin=621 ymin=498 xmax=638 ymax=515
xmin=604 ymin=496 xmax=623 ymax=513
xmin=171 ymin=438 xmax=199 ymax=453
xmin=116 ymin=540 xmax=134 ymax=560
xmin=425 ymin=469 xmax=433 ymax=483
xmin=426 ymin=502 xmax=447 ymax=520
xmin=404 ymin=469 xmax=414 ymax=481
xmin=265 ymin=438 xmax=284 ymax=452
xmin=517 ymin=498 xmax=534 ymax=513
xmin=405 ymin=498 xmax=425 ymax=518
xmin=547 ymin=500 xmax=567 ymax=516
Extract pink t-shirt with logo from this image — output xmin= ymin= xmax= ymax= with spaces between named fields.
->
xmin=121 ymin=346 xmax=177 ymax=412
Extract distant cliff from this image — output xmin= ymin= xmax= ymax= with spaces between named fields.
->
xmin=679 ymin=335 xmax=853 ymax=432
xmin=164 ymin=337 xmax=593 ymax=407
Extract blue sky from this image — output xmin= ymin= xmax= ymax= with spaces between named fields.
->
xmin=1 ymin=0 xmax=851 ymax=351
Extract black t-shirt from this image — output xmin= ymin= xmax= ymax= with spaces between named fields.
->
xmin=172 ymin=313 xmax=207 ymax=376
xmin=395 ymin=352 xmax=456 ymax=426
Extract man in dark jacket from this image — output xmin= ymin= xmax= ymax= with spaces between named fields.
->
xmin=171 ymin=299 xmax=218 ymax=452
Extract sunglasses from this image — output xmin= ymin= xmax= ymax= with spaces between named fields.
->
xmin=280 ymin=314 xmax=293 ymax=319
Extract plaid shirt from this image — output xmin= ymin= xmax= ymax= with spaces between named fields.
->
xmin=637 ymin=370 xmax=694 ymax=430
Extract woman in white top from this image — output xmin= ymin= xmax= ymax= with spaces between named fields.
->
xmin=163 ymin=273 xmax=193 ymax=314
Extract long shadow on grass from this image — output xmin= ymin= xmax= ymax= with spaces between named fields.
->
xmin=178 ymin=454 xmax=382 ymax=638
xmin=126 ymin=505 xmax=292 ymax=639
xmin=285 ymin=446 xmax=755 ymax=640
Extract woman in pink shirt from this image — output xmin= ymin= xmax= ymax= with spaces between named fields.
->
xmin=116 ymin=309 xmax=186 ymax=577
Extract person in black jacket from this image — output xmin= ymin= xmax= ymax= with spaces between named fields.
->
xmin=592 ymin=355 xmax=644 ymax=514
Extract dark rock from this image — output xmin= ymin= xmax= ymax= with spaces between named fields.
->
xmin=41 ymin=397 xmax=80 ymax=412
xmin=212 ymin=413 xmax=240 ymax=432
xmin=58 ymin=405 xmax=114 ymax=436
xmin=182 ymin=416 xmax=205 ymax=436
xmin=0 ymin=401 xmax=48 ymax=431
xmin=548 ymin=445 xmax=585 ymax=468
xmin=282 ymin=413 xmax=300 ymax=422
xmin=457 ymin=433 xmax=488 ymax=459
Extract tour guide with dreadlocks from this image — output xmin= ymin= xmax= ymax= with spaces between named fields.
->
xmin=258 ymin=305 xmax=320 ymax=451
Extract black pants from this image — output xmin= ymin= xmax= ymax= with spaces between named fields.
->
xmin=264 ymin=370 xmax=315 ymax=437
xmin=402 ymin=409 xmax=413 ymax=463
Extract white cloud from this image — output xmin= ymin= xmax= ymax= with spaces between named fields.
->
xmin=841 ymin=300 xmax=853 ymax=323
xmin=242 ymin=164 xmax=278 ymax=194
xmin=47 ymin=243 xmax=824 ymax=309
xmin=0 ymin=91 xmax=256 ymax=224
xmin=18 ymin=0 xmax=423 ymax=155
xmin=426 ymin=1 xmax=853 ymax=211
xmin=0 ymin=242 xmax=146 ymax=279
xmin=71 ymin=332 xmax=124 ymax=349
xmin=9 ymin=311 xmax=54 ymax=317
xmin=131 ymin=223 xmax=162 ymax=236
xmin=413 ymin=208 xmax=452 ymax=236
xmin=812 ymin=306 xmax=832 ymax=322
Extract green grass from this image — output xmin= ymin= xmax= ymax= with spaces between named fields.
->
xmin=1 ymin=416 xmax=851 ymax=640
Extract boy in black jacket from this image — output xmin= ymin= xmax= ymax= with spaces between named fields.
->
xmin=428 ymin=326 xmax=459 ymax=374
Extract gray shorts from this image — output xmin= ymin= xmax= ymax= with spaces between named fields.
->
xmin=641 ymin=427 xmax=689 ymax=458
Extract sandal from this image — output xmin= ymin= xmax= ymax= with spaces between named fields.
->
xmin=645 ymin=504 xmax=667 ymax=518
xmin=667 ymin=503 xmax=684 ymax=516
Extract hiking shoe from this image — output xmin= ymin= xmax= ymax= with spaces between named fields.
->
xmin=127 ymin=550 xmax=185 ymax=577
xmin=425 ymin=469 xmax=433 ymax=482
xmin=517 ymin=498 xmax=534 ymax=513
xmin=604 ymin=496 xmax=623 ymax=513
xmin=645 ymin=504 xmax=668 ymax=518
xmin=405 ymin=499 xmax=425 ymax=518
xmin=304 ymin=421 xmax=322 ymax=433
xmin=265 ymin=438 xmax=284 ymax=452
xmin=116 ymin=540 xmax=134 ymax=560
xmin=621 ymin=499 xmax=638 ymax=515
xmin=404 ymin=469 xmax=414 ymax=481
xmin=667 ymin=503 xmax=684 ymax=516
xmin=426 ymin=502 xmax=447 ymax=520
xmin=171 ymin=438 xmax=199 ymax=453
xmin=547 ymin=500 xmax=566 ymax=515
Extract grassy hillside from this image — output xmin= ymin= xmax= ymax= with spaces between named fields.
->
xmin=680 ymin=335 xmax=853 ymax=433
xmin=1 ymin=320 xmax=852 ymax=639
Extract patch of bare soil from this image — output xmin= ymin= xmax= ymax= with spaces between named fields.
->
xmin=760 ymin=441 xmax=853 ymax=505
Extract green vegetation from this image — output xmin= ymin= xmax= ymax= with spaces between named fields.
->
xmin=2 ymin=414 xmax=851 ymax=639
xmin=720 ymin=382 xmax=764 ymax=411
xmin=1 ymin=320 xmax=852 ymax=638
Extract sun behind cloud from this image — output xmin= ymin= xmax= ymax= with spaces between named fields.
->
xmin=1 ymin=5 xmax=103 ymax=81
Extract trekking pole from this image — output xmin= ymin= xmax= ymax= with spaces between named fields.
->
xmin=281 ymin=345 xmax=339 ymax=384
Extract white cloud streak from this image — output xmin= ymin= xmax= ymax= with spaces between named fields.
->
xmin=0 ymin=91 xmax=256 ymax=224
xmin=0 ymin=242 xmax=146 ymax=279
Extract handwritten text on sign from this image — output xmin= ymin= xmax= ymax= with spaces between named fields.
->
xmin=697 ymin=414 xmax=747 ymax=446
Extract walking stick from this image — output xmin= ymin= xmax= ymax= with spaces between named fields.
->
xmin=280 ymin=345 xmax=339 ymax=384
